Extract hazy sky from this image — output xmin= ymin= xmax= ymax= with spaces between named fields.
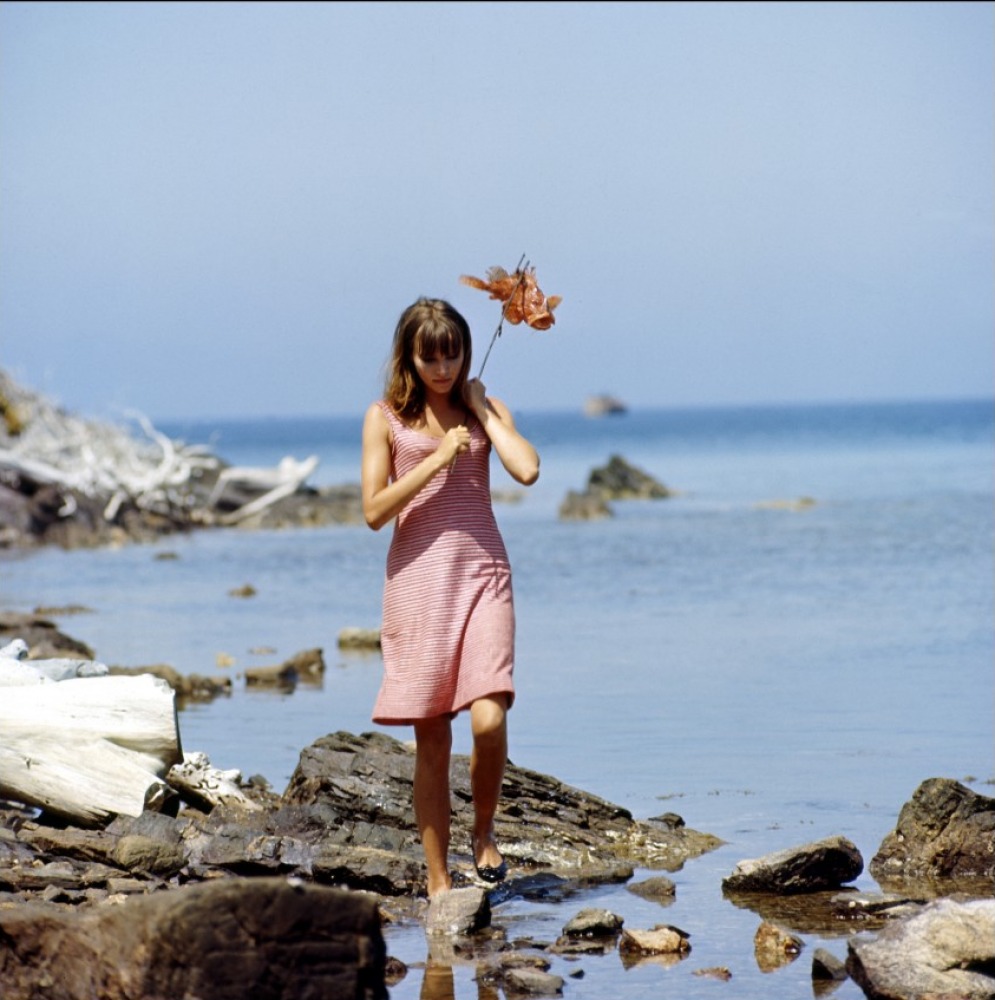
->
xmin=1 ymin=1 xmax=992 ymax=422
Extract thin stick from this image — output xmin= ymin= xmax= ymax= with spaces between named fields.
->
xmin=477 ymin=253 xmax=528 ymax=379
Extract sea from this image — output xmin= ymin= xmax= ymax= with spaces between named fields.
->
xmin=1 ymin=397 xmax=992 ymax=999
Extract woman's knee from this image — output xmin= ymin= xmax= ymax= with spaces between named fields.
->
xmin=471 ymin=695 xmax=508 ymax=743
xmin=415 ymin=717 xmax=453 ymax=764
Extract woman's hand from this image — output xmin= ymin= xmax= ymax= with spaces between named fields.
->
xmin=440 ymin=424 xmax=471 ymax=463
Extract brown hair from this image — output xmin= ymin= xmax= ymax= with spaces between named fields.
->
xmin=384 ymin=298 xmax=473 ymax=418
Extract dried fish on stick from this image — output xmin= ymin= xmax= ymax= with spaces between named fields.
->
xmin=459 ymin=256 xmax=561 ymax=377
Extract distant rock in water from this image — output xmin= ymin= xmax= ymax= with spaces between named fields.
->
xmin=559 ymin=455 xmax=672 ymax=521
xmin=583 ymin=394 xmax=628 ymax=417
xmin=587 ymin=455 xmax=672 ymax=501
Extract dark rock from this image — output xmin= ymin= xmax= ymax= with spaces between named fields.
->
xmin=283 ymin=731 xmax=722 ymax=896
xmin=503 ymin=966 xmax=566 ymax=996
xmin=587 ymin=455 xmax=671 ymax=500
xmin=0 ymin=876 xmax=387 ymax=1000
xmin=870 ymin=777 xmax=995 ymax=884
xmin=557 ymin=490 xmax=612 ymax=521
xmin=108 ymin=662 xmax=232 ymax=703
xmin=0 ymin=611 xmax=95 ymax=659
xmin=721 ymin=835 xmax=863 ymax=894
xmin=338 ymin=628 xmax=382 ymax=651
xmin=626 ymin=874 xmax=677 ymax=903
xmin=558 ymin=455 xmax=671 ymax=521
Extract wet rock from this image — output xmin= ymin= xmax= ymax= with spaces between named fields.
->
xmin=557 ymin=490 xmax=612 ymax=521
xmin=846 ymin=897 xmax=995 ymax=1000
xmin=558 ymin=455 xmax=672 ymax=521
xmin=282 ymin=647 xmax=325 ymax=679
xmin=244 ymin=663 xmax=298 ymax=687
xmin=812 ymin=947 xmax=848 ymax=982
xmin=721 ymin=835 xmax=863 ymax=894
xmin=338 ymin=627 xmax=382 ymax=650
xmin=618 ymin=924 xmax=691 ymax=956
xmin=870 ymin=777 xmax=995 ymax=884
xmin=503 ymin=966 xmax=565 ymax=997
xmin=425 ymin=886 xmax=491 ymax=936
xmin=694 ymin=966 xmax=732 ymax=980
xmin=0 ymin=876 xmax=386 ymax=1000
xmin=561 ymin=907 xmax=624 ymax=938
xmin=626 ymin=874 xmax=676 ymax=904
xmin=108 ymin=662 xmax=232 ymax=704
xmin=283 ymin=731 xmax=723 ymax=895
xmin=551 ymin=907 xmax=624 ymax=956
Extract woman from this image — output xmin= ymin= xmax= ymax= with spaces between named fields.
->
xmin=361 ymin=297 xmax=539 ymax=898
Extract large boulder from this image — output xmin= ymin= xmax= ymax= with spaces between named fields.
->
xmin=0 ymin=876 xmax=386 ymax=1000
xmin=283 ymin=731 xmax=723 ymax=891
xmin=847 ymin=898 xmax=995 ymax=1000
xmin=870 ymin=778 xmax=995 ymax=885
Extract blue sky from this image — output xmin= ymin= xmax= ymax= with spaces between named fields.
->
xmin=1 ymin=1 xmax=991 ymax=421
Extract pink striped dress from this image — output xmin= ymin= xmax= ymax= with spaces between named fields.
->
xmin=372 ymin=401 xmax=515 ymax=725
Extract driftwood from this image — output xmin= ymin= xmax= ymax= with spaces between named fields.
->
xmin=166 ymin=751 xmax=261 ymax=812
xmin=208 ymin=455 xmax=319 ymax=524
xmin=0 ymin=674 xmax=182 ymax=825
xmin=0 ymin=369 xmax=322 ymax=532
xmin=0 ymin=368 xmax=219 ymax=518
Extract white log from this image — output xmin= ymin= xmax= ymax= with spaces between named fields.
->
xmin=0 ymin=674 xmax=182 ymax=825
xmin=208 ymin=454 xmax=318 ymax=509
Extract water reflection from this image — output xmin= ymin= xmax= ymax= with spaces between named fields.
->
xmin=417 ymin=960 xmax=500 ymax=1000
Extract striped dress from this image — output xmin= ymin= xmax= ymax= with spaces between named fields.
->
xmin=372 ymin=401 xmax=515 ymax=725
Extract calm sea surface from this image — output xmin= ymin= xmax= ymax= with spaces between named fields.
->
xmin=2 ymin=399 xmax=992 ymax=999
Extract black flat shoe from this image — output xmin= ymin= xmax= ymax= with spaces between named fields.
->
xmin=473 ymin=857 xmax=508 ymax=884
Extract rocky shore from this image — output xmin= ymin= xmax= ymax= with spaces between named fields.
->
xmin=1 ymin=610 xmax=994 ymax=998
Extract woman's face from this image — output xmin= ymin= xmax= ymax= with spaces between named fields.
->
xmin=413 ymin=346 xmax=465 ymax=398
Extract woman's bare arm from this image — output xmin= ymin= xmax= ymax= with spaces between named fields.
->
xmin=464 ymin=380 xmax=540 ymax=486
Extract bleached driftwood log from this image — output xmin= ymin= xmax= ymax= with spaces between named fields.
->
xmin=209 ymin=454 xmax=320 ymax=524
xmin=167 ymin=752 xmax=261 ymax=812
xmin=0 ymin=674 xmax=183 ymax=825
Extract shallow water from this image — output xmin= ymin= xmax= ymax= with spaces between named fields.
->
xmin=2 ymin=399 xmax=992 ymax=998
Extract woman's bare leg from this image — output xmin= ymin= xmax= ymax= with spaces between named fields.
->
xmin=414 ymin=715 xmax=453 ymax=897
xmin=469 ymin=694 xmax=508 ymax=870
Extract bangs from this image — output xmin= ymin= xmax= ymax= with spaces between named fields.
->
xmin=415 ymin=321 xmax=463 ymax=360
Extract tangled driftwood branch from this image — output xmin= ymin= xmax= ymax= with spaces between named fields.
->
xmin=0 ymin=369 xmax=321 ymax=537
